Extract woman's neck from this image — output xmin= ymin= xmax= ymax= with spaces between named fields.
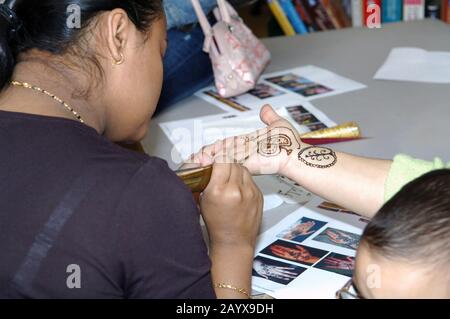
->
xmin=0 ymin=58 xmax=105 ymax=134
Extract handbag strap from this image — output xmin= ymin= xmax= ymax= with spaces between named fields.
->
xmin=191 ymin=0 xmax=212 ymax=36
xmin=191 ymin=0 xmax=214 ymax=53
xmin=217 ymin=0 xmax=231 ymax=23
xmin=191 ymin=0 xmax=236 ymax=53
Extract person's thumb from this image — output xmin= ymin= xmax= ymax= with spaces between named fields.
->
xmin=260 ymin=104 xmax=282 ymax=125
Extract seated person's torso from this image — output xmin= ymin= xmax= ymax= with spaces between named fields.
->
xmin=0 ymin=110 xmax=214 ymax=299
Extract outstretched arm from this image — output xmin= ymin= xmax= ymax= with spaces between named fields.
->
xmin=193 ymin=105 xmax=392 ymax=218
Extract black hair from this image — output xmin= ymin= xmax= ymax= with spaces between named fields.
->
xmin=0 ymin=0 xmax=164 ymax=91
xmin=362 ymin=169 xmax=450 ymax=268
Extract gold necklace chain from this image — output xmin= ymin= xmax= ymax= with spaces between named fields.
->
xmin=11 ymin=81 xmax=84 ymax=124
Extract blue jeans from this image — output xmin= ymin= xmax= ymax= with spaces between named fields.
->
xmin=157 ymin=23 xmax=214 ymax=112
xmin=164 ymin=0 xmax=217 ymax=29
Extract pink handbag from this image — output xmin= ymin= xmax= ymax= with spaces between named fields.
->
xmin=191 ymin=0 xmax=271 ymax=98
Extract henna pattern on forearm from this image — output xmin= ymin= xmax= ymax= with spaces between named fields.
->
xmin=298 ymin=146 xmax=337 ymax=168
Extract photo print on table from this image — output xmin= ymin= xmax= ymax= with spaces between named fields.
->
xmin=247 ymin=83 xmax=286 ymax=99
xmin=260 ymin=239 xmax=329 ymax=267
xmin=305 ymin=123 xmax=328 ymax=131
xmin=265 ymin=73 xmax=333 ymax=98
xmin=276 ymin=217 xmax=327 ymax=243
xmin=313 ymin=253 xmax=355 ymax=278
xmin=252 ymin=255 xmax=307 ymax=285
xmin=203 ymin=90 xmax=250 ymax=112
xmin=286 ymin=105 xmax=329 ymax=131
xmin=313 ymin=227 xmax=361 ymax=250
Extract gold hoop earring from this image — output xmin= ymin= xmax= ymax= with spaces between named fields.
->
xmin=112 ymin=53 xmax=124 ymax=66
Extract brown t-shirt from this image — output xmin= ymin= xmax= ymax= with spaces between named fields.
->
xmin=0 ymin=110 xmax=215 ymax=299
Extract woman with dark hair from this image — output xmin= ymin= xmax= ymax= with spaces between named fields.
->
xmin=0 ymin=0 xmax=263 ymax=299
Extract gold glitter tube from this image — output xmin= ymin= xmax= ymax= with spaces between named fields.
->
xmin=300 ymin=122 xmax=361 ymax=139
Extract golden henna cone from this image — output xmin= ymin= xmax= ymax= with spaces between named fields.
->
xmin=300 ymin=122 xmax=361 ymax=139
xmin=175 ymin=165 xmax=213 ymax=193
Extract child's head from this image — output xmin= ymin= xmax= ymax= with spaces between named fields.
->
xmin=355 ymin=169 xmax=450 ymax=298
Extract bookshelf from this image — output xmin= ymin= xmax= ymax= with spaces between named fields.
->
xmin=244 ymin=0 xmax=450 ymax=37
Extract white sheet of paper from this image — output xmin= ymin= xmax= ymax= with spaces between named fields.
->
xmin=159 ymin=102 xmax=336 ymax=162
xmin=374 ymin=47 xmax=450 ymax=83
xmin=196 ymin=65 xmax=367 ymax=113
xmin=254 ymin=175 xmax=312 ymax=207
xmin=263 ymin=194 xmax=284 ymax=212
xmin=251 ymin=197 xmax=368 ymax=299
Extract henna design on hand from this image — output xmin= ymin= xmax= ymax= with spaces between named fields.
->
xmin=298 ymin=146 xmax=337 ymax=169
xmin=254 ymin=127 xmax=301 ymax=158
xmin=258 ymin=134 xmax=292 ymax=156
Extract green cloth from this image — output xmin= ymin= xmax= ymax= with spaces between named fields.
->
xmin=384 ymin=154 xmax=450 ymax=202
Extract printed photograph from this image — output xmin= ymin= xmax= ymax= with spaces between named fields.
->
xmin=312 ymin=227 xmax=361 ymax=250
xmin=306 ymin=123 xmax=328 ymax=131
xmin=203 ymin=90 xmax=250 ymax=112
xmin=252 ymin=255 xmax=307 ymax=285
xmin=265 ymin=74 xmax=314 ymax=90
xmin=247 ymin=83 xmax=286 ymax=99
xmin=286 ymin=105 xmax=311 ymax=115
xmin=286 ymin=105 xmax=328 ymax=129
xmin=294 ymin=113 xmax=321 ymax=125
xmin=318 ymin=201 xmax=361 ymax=216
xmin=277 ymin=217 xmax=327 ymax=243
xmin=313 ymin=253 xmax=355 ymax=278
xmin=260 ymin=240 xmax=329 ymax=266
xmin=265 ymin=73 xmax=333 ymax=97
xmin=297 ymin=84 xmax=333 ymax=97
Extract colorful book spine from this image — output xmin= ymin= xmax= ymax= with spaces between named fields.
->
xmin=342 ymin=0 xmax=354 ymax=19
xmin=425 ymin=1 xmax=439 ymax=18
xmin=351 ymin=0 xmax=363 ymax=27
xmin=330 ymin=0 xmax=352 ymax=28
xmin=382 ymin=0 xmax=403 ymax=22
xmin=303 ymin=0 xmax=336 ymax=30
xmin=363 ymin=0 xmax=382 ymax=26
xmin=321 ymin=0 xmax=342 ymax=28
xmin=441 ymin=0 xmax=450 ymax=22
xmin=403 ymin=0 xmax=425 ymax=20
xmin=293 ymin=0 xmax=317 ymax=31
xmin=279 ymin=0 xmax=308 ymax=34
xmin=267 ymin=0 xmax=297 ymax=36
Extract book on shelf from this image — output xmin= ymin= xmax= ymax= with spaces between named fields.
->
xmin=442 ymin=0 xmax=450 ymax=21
xmin=279 ymin=0 xmax=309 ymax=34
xmin=382 ymin=0 xmax=403 ymax=22
xmin=351 ymin=0 xmax=363 ymax=27
xmin=403 ymin=0 xmax=425 ymax=20
xmin=267 ymin=0 xmax=296 ymax=35
xmin=300 ymin=0 xmax=337 ymax=30
xmin=293 ymin=0 xmax=318 ymax=31
xmin=424 ymin=0 xmax=439 ymax=18
xmin=321 ymin=0 xmax=342 ymax=28
xmin=363 ymin=0 xmax=382 ymax=27
xmin=329 ymin=0 xmax=353 ymax=27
